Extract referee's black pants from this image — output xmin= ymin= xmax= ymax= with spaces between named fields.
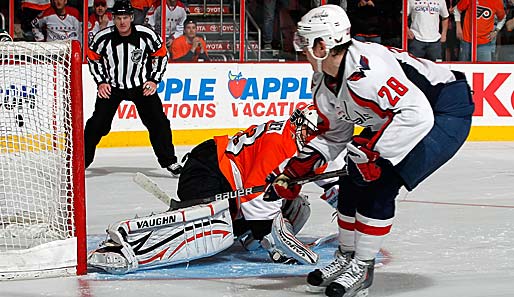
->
xmin=84 ymin=86 xmax=177 ymax=168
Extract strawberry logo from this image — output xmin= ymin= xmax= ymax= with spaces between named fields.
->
xmin=227 ymin=70 xmax=247 ymax=99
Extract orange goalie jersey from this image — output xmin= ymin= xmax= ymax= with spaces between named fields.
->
xmin=214 ymin=119 xmax=298 ymax=205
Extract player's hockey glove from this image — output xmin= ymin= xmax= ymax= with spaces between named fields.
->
xmin=346 ymin=137 xmax=383 ymax=185
xmin=263 ymin=169 xmax=301 ymax=202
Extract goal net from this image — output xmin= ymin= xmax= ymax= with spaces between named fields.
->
xmin=0 ymin=40 xmax=86 ymax=279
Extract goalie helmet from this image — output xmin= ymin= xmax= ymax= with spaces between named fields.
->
xmin=294 ymin=5 xmax=351 ymax=52
xmin=290 ymin=104 xmax=319 ymax=149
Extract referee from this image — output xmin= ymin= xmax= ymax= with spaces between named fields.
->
xmin=85 ymin=0 xmax=182 ymax=176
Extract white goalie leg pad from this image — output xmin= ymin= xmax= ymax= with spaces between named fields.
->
xmin=89 ymin=199 xmax=234 ymax=273
xmin=241 ymin=194 xmax=311 ymax=251
xmin=270 ymin=212 xmax=319 ymax=265
xmin=87 ymin=227 xmax=140 ymax=274
xmin=282 ymin=194 xmax=311 ymax=235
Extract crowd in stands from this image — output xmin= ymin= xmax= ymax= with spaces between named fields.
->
xmin=5 ymin=0 xmax=514 ymax=62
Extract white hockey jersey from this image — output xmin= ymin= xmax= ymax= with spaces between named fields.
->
xmin=146 ymin=1 xmax=187 ymax=44
xmin=309 ymin=39 xmax=457 ymax=166
xmin=32 ymin=6 xmax=82 ymax=44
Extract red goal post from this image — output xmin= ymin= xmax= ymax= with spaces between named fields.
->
xmin=0 ymin=40 xmax=86 ymax=279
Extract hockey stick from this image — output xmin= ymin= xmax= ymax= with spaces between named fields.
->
xmin=306 ymin=233 xmax=337 ymax=248
xmin=134 ymin=168 xmax=348 ymax=210
xmin=133 ymin=172 xmax=179 ymax=207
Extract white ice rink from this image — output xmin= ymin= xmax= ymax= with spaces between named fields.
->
xmin=0 ymin=142 xmax=513 ymax=297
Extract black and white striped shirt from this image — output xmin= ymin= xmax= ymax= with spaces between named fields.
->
xmin=87 ymin=24 xmax=168 ymax=89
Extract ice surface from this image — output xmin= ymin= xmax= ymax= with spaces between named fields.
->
xmin=0 ymin=142 xmax=513 ymax=297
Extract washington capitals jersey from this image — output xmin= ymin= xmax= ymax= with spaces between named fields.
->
xmin=309 ymin=39 xmax=458 ymax=166
xmin=32 ymin=6 xmax=82 ymax=44
xmin=146 ymin=1 xmax=188 ymax=41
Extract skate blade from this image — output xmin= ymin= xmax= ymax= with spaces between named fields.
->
xmin=345 ymin=288 xmax=369 ymax=297
xmin=305 ymin=284 xmax=325 ymax=293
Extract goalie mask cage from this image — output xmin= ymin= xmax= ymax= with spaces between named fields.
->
xmin=0 ymin=40 xmax=86 ymax=279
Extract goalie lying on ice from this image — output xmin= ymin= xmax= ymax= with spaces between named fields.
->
xmin=88 ymin=105 xmax=344 ymax=273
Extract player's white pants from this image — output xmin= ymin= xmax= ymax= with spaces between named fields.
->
xmin=89 ymin=199 xmax=234 ymax=273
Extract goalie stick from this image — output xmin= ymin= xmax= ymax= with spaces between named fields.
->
xmin=133 ymin=172 xmax=181 ymax=207
xmin=306 ymin=233 xmax=337 ymax=248
xmin=133 ymin=168 xmax=348 ymax=210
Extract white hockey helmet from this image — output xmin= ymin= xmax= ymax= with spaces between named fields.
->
xmin=290 ymin=104 xmax=319 ymax=149
xmin=294 ymin=4 xmax=351 ymax=52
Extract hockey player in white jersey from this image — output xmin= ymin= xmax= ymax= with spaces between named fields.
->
xmin=264 ymin=5 xmax=474 ymax=297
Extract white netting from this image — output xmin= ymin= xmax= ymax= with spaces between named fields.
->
xmin=0 ymin=41 xmax=75 ymax=253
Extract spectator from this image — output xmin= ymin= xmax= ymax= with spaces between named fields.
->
xmin=88 ymin=0 xmax=114 ymax=8
xmin=20 ymin=0 xmax=51 ymax=40
xmin=508 ymin=0 xmax=514 ymax=31
xmin=130 ymin=0 xmax=153 ymax=24
xmin=497 ymin=0 xmax=514 ymax=60
xmin=145 ymin=0 xmax=187 ymax=48
xmin=443 ymin=0 xmax=461 ymax=61
xmin=87 ymin=0 xmax=113 ymax=44
xmin=507 ymin=5 xmax=514 ymax=31
xmin=263 ymin=0 xmax=289 ymax=50
xmin=347 ymin=0 xmax=383 ymax=44
xmin=170 ymin=18 xmax=209 ymax=61
xmin=31 ymin=0 xmax=82 ymax=45
xmin=88 ymin=0 xmax=114 ymax=15
xmin=454 ymin=0 xmax=506 ymax=61
xmin=85 ymin=0 xmax=182 ymax=176
xmin=407 ymin=0 xmax=449 ymax=61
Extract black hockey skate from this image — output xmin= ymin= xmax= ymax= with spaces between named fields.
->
xmin=167 ymin=162 xmax=182 ymax=177
xmin=325 ymin=258 xmax=375 ymax=297
xmin=306 ymin=247 xmax=354 ymax=292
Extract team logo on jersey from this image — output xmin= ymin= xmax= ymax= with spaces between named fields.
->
xmin=227 ymin=70 xmax=247 ymax=99
xmin=131 ymin=48 xmax=143 ymax=63
xmin=477 ymin=6 xmax=492 ymax=19
xmin=348 ymin=55 xmax=370 ymax=81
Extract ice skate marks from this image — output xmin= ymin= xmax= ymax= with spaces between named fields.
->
xmin=87 ymin=235 xmax=389 ymax=280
